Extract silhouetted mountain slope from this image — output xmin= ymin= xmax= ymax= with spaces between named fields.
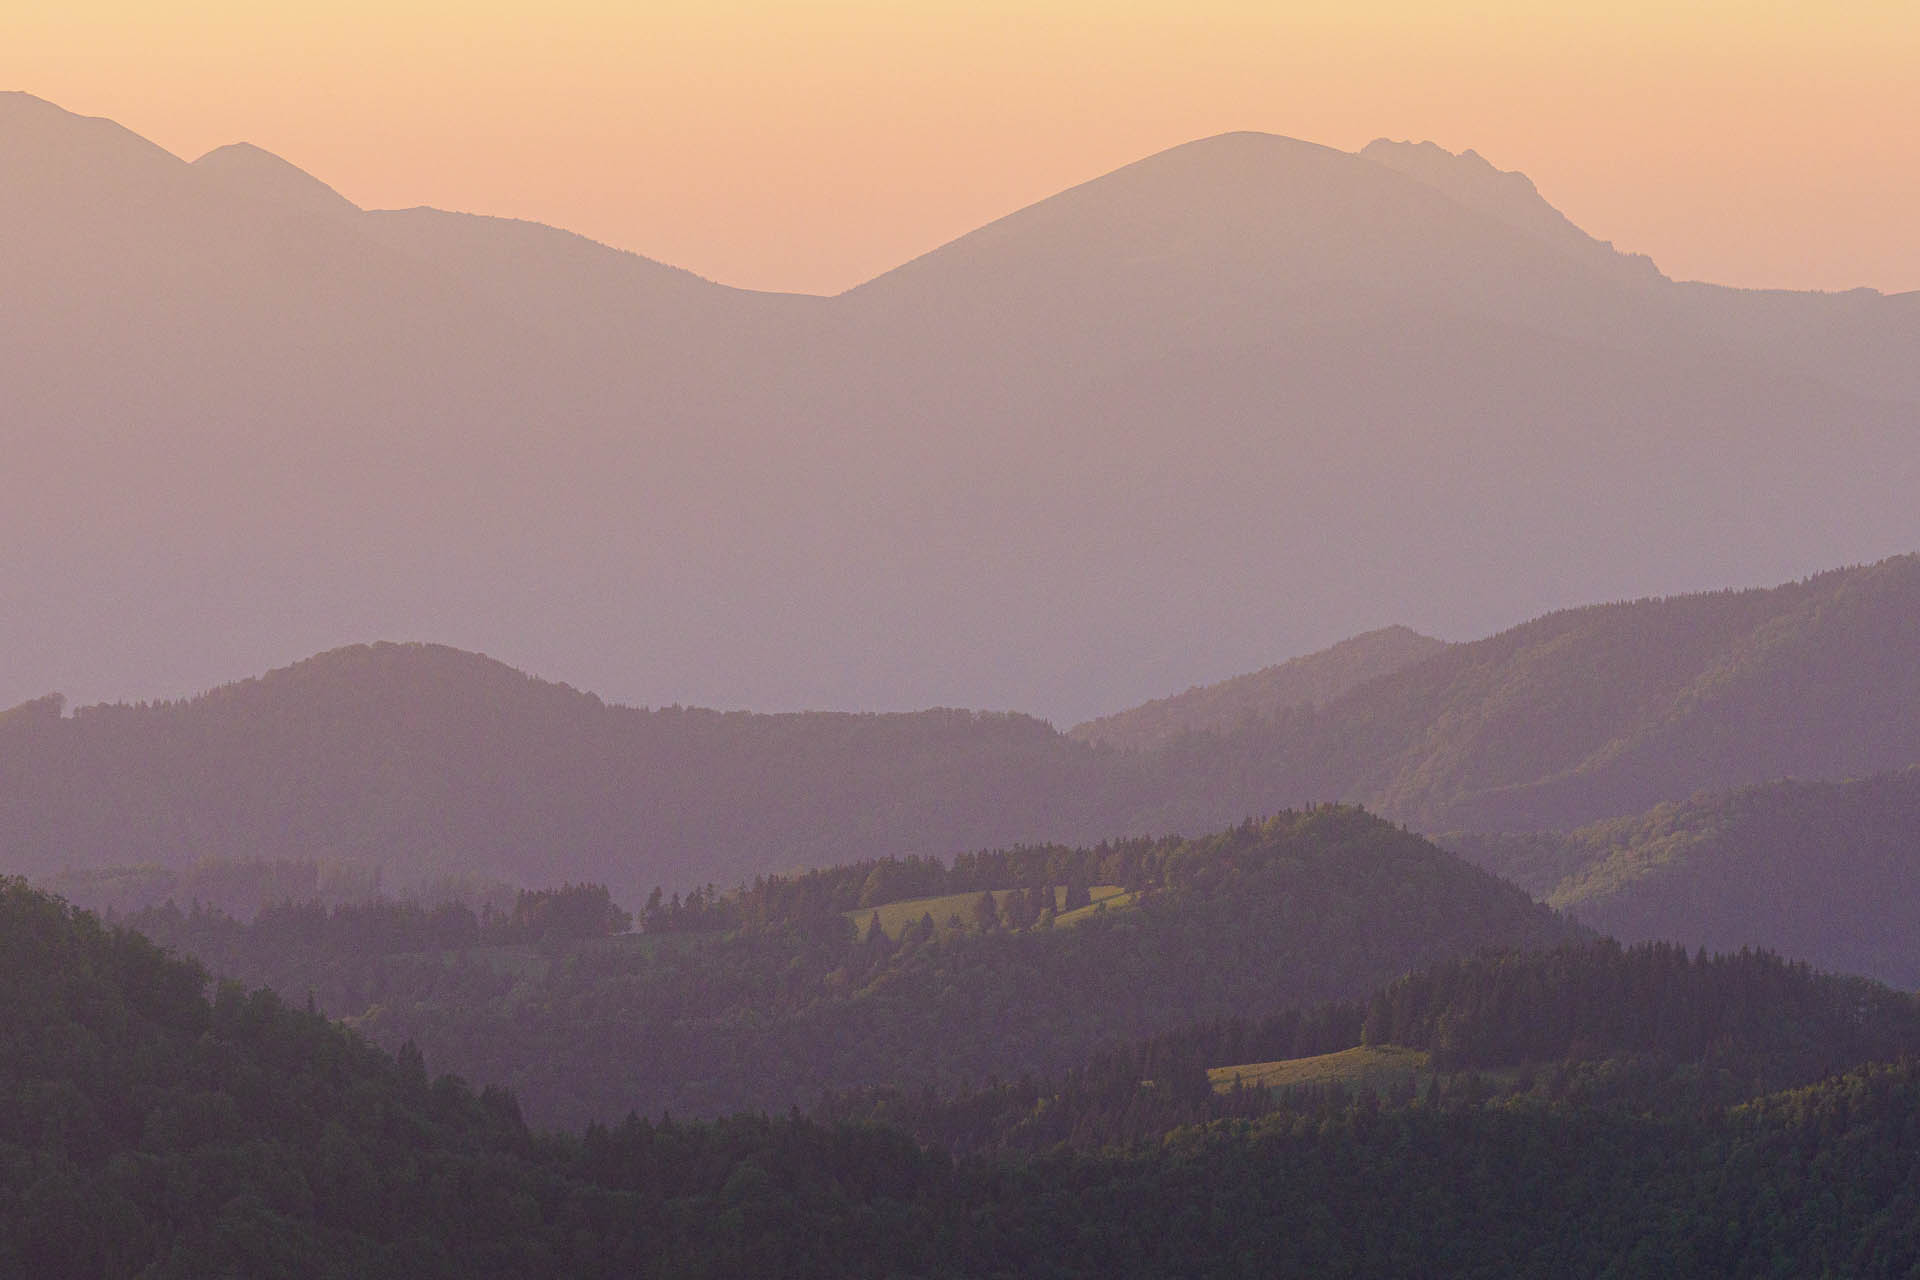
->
xmin=843 ymin=132 xmax=1661 ymax=348
xmin=4 ymin=93 xmax=1919 ymax=723
xmin=1172 ymin=555 xmax=1920 ymax=834
xmin=1071 ymin=625 xmax=1445 ymax=750
xmin=1450 ymin=768 xmax=1920 ymax=987
xmin=1359 ymin=138 xmax=1662 ymax=286
xmin=0 ymin=642 xmax=1163 ymax=899
xmin=192 ymin=140 xmax=361 ymax=217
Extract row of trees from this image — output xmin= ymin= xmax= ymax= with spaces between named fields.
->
xmin=1360 ymin=941 xmax=1920 ymax=1079
xmin=123 ymin=882 xmax=630 ymax=969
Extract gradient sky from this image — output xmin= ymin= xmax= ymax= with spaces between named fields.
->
xmin=8 ymin=1 xmax=1918 ymax=296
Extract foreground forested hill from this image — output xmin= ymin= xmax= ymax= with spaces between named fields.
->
xmin=14 ymin=874 xmax=1920 ymax=1277
xmin=123 ymin=808 xmax=1571 ymax=1126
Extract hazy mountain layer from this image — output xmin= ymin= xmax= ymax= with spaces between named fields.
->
xmin=1070 ymin=624 xmax=1445 ymax=750
xmin=1448 ymin=768 xmax=1920 ymax=987
xmin=0 ymin=642 xmax=1153 ymax=902
xmin=4 ymin=92 xmax=1918 ymax=722
xmin=6 ymin=558 xmax=1920 ymax=902
xmin=1169 ymin=555 xmax=1920 ymax=835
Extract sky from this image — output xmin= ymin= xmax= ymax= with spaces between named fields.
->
xmin=7 ymin=1 xmax=1919 ymax=296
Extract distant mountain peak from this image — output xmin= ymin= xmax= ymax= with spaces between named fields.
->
xmin=1360 ymin=137 xmax=1661 ymax=281
xmin=0 ymin=89 xmax=186 ymax=175
xmin=193 ymin=140 xmax=360 ymax=217
xmin=0 ymin=89 xmax=77 ymax=121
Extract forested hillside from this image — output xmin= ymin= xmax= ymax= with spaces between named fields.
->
xmin=1069 ymin=625 xmax=1445 ymax=750
xmin=1448 ymin=768 xmax=1920 ymax=985
xmin=829 ymin=940 xmax=1920 ymax=1154
xmin=123 ymin=808 xmax=1571 ymax=1126
xmin=1159 ymin=554 xmax=1920 ymax=833
xmin=15 ymin=875 xmax=1920 ymax=1276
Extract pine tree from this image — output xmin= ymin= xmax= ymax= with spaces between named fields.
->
xmin=972 ymin=891 xmax=1001 ymax=933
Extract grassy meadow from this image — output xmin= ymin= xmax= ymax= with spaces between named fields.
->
xmin=1208 ymin=1044 xmax=1432 ymax=1094
xmin=844 ymin=885 xmax=1133 ymax=939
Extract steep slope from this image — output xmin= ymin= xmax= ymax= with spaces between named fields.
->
xmin=1358 ymin=138 xmax=1660 ymax=285
xmin=1363 ymin=136 xmax=1920 ymax=404
xmin=5 ymin=97 xmax=1920 ymax=724
xmin=1450 ymin=769 xmax=1920 ymax=987
xmin=1071 ymin=625 xmax=1446 ymax=750
xmin=1168 ymin=556 xmax=1920 ymax=834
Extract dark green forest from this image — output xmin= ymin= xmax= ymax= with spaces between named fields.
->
xmin=118 ymin=808 xmax=1571 ymax=1126
xmin=14 ymin=876 xmax=1920 ymax=1277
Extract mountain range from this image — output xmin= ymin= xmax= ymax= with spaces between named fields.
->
xmin=7 ymin=556 xmax=1919 ymax=923
xmin=5 ymin=91 xmax=1917 ymax=723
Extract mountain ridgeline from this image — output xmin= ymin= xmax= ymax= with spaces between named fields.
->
xmin=7 ymin=556 xmax=1920 ymax=902
xmin=0 ymin=642 xmax=1152 ymax=900
xmin=1068 ymin=625 xmax=1446 ymax=751
xmin=5 ymin=91 xmax=1919 ymax=723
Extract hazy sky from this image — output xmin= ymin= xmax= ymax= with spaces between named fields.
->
xmin=9 ymin=1 xmax=1918 ymax=296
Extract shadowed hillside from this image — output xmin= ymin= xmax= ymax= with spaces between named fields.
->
xmin=1448 ymin=768 xmax=1920 ymax=987
xmin=1165 ymin=555 xmax=1920 ymax=834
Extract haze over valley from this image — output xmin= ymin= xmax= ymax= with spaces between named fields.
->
xmin=6 ymin=92 xmax=1917 ymax=723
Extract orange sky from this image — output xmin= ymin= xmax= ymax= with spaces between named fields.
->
xmin=9 ymin=1 xmax=1918 ymax=296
